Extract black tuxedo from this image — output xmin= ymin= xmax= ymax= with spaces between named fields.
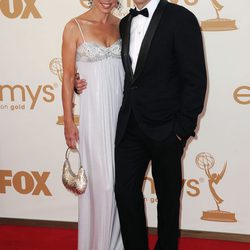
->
xmin=115 ymin=0 xmax=206 ymax=145
xmin=115 ymin=1 xmax=207 ymax=249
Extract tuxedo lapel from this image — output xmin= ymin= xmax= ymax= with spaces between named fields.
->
xmin=133 ymin=0 xmax=167 ymax=83
xmin=121 ymin=15 xmax=133 ymax=82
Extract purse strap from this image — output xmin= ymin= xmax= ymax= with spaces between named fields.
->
xmin=65 ymin=147 xmax=83 ymax=168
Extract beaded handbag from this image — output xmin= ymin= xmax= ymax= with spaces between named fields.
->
xmin=62 ymin=148 xmax=87 ymax=195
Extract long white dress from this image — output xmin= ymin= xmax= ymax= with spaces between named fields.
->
xmin=74 ymin=19 xmax=124 ymax=250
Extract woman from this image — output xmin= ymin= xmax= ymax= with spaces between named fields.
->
xmin=61 ymin=0 xmax=124 ymax=249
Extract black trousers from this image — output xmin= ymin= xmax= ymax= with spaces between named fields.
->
xmin=115 ymin=112 xmax=184 ymax=250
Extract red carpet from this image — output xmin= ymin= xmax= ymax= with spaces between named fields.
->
xmin=0 ymin=225 xmax=250 ymax=250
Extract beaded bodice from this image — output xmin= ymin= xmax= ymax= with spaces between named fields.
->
xmin=76 ymin=39 xmax=122 ymax=62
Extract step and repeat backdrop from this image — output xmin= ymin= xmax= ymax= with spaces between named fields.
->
xmin=0 ymin=0 xmax=250 ymax=235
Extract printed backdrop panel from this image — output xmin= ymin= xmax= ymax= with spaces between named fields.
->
xmin=0 ymin=0 xmax=250 ymax=234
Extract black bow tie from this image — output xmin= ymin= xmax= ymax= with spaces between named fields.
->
xmin=129 ymin=8 xmax=149 ymax=18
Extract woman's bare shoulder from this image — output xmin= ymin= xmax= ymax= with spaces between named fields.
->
xmin=63 ymin=19 xmax=78 ymax=40
xmin=108 ymin=15 xmax=120 ymax=31
xmin=111 ymin=15 xmax=121 ymax=25
xmin=63 ymin=13 xmax=92 ymax=36
xmin=74 ymin=11 xmax=94 ymax=25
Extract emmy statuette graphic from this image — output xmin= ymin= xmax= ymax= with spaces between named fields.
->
xmin=201 ymin=0 xmax=237 ymax=31
xmin=49 ymin=58 xmax=79 ymax=126
xmin=196 ymin=152 xmax=237 ymax=222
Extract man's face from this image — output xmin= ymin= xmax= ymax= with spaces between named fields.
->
xmin=133 ymin=0 xmax=151 ymax=9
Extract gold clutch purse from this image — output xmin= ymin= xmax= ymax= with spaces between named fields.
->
xmin=62 ymin=147 xmax=87 ymax=195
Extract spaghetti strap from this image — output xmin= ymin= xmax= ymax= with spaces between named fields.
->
xmin=74 ymin=18 xmax=85 ymax=42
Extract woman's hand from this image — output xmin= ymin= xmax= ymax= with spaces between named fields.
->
xmin=64 ymin=121 xmax=79 ymax=149
xmin=75 ymin=73 xmax=87 ymax=94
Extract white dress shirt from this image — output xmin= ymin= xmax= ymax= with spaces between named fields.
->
xmin=129 ymin=0 xmax=160 ymax=73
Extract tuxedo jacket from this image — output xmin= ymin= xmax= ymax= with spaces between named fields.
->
xmin=115 ymin=0 xmax=207 ymax=145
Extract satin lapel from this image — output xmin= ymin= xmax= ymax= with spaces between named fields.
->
xmin=121 ymin=15 xmax=133 ymax=82
xmin=133 ymin=0 xmax=167 ymax=83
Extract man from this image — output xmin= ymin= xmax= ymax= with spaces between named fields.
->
xmin=76 ymin=1 xmax=207 ymax=249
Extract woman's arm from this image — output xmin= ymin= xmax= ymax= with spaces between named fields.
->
xmin=62 ymin=20 xmax=79 ymax=149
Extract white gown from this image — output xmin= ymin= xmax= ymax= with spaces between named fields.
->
xmin=74 ymin=19 xmax=124 ymax=250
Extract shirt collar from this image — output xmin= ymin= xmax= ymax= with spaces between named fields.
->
xmin=135 ymin=0 xmax=160 ymax=18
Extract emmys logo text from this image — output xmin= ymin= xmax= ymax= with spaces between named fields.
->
xmin=0 ymin=0 xmax=41 ymax=19
xmin=0 ymin=170 xmax=52 ymax=196
xmin=233 ymin=86 xmax=250 ymax=105
xmin=0 ymin=83 xmax=56 ymax=110
xmin=143 ymin=177 xmax=200 ymax=204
